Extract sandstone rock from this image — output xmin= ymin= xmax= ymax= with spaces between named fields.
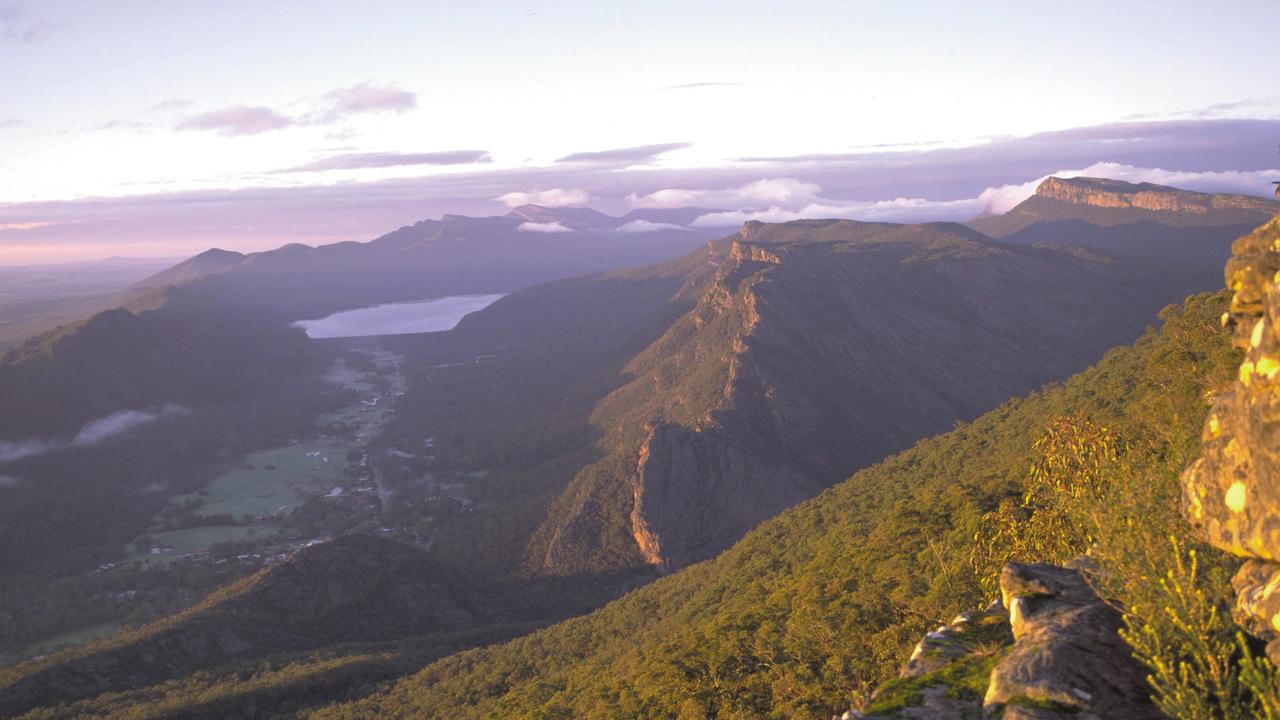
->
xmin=1230 ymin=559 xmax=1280 ymax=644
xmin=1182 ymin=214 xmax=1280 ymax=561
xmin=1035 ymin=176 xmax=1278 ymax=216
xmin=985 ymin=562 xmax=1161 ymax=719
xmin=900 ymin=601 xmax=1010 ymax=678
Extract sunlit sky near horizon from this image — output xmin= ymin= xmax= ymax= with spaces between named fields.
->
xmin=2 ymin=0 xmax=1279 ymax=263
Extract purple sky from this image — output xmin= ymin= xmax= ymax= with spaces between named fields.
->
xmin=1 ymin=1 xmax=1278 ymax=263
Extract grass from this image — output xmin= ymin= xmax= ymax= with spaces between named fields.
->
xmin=168 ymin=443 xmax=348 ymax=521
xmin=865 ymin=652 xmax=1006 ymax=717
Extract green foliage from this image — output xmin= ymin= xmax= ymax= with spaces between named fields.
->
xmin=969 ymin=415 xmax=1123 ymax=595
xmin=1121 ymin=542 xmax=1251 ymax=720
xmin=299 ymin=291 xmax=1235 ymax=719
xmin=864 ymin=651 xmax=1004 ymax=717
xmin=958 ymin=292 xmax=1280 ymax=720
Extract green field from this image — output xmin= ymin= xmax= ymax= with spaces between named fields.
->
xmin=168 ymin=442 xmax=348 ymax=521
xmin=121 ymin=349 xmax=404 ymax=569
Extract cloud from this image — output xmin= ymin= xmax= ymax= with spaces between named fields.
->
xmin=172 ymin=83 xmax=416 ymax=138
xmin=661 ymin=82 xmax=741 ymax=90
xmin=0 ymin=117 xmax=23 ymax=129
xmin=1 ymin=3 xmax=50 ymax=42
xmin=0 ymin=405 xmax=187 ymax=464
xmin=497 ymin=188 xmax=590 ymax=207
xmin=278 ymin=150 xmax=492 ymax=173
xmin=680 ymin=162 xmax=1280 ymax=228
xmin=0 ymin=475 xmax=22 ymax=488
xmin=178 ymin=106 xmax=294 ymax=136
xmin=72 ymin=408 xmax=184 ymax=445
xmin=0 ymin=221 xmax=58 ymax=231
xmin=146 ymin=99 xmax=195 ymax=114
xmin=629 ymin=178 xmax=822 ymax=209
xmin=689 ymin=197 xmax=984 ymax=227
xmin=517 ymin=221 xmax=573 ymax=233
xmin=6 ymin=117 xmax=1278 ymax=264
xmin=556 ymin=142 xmax=692 ymax=165
xmin=321 ymin=82 xmax=417 ymax=118
xmin=616 ymin=219 xmax=687 ymax=232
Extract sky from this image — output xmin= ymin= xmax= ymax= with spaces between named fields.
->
xmin=1 ymin=0 xmax=1279 ymax=263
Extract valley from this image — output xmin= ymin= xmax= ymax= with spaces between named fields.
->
xmin=7 ymin=10 xmax=1279 ymax=718
xmin=0 ymin=177 xmax=1276 ymax=718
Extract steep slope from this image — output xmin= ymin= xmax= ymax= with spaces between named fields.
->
xmin=0 ymin=230 xmax=1241 ymax=718
xmin=526 ymin=219 xmax=1219 ymax=575
xmin=373 ymin=247 xmax=719 ymax=574
xmin=971 ymin=176 xmax=1278 ymax=264
xmin=0 ymin=535 xmax=522 ymax=717
xmin=0 ymin=286 xmax=322 ymax=441
xmin=303 ymin=289 xmax=1234 ymax=720
xmin=122 ymin=207 xmax=716 ymax=321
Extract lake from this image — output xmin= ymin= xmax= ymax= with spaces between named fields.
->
xmin=295 ymin=294 xmax=505 ymax=339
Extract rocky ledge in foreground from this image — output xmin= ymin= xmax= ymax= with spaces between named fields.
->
xmin=846 ymin=561 xmax=1160 ymax=720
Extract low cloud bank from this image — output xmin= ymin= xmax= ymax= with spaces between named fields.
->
xmin=0 ymin=404 xmax=188 ymax=464
xmin=498 ymin=188 xmax=590 ymax=208
xmin=517 ymin=221 xmax=573 ymax=233
xmin=637 ymin=162 xmax=1280 ymax=228
xmin=616 ymin=219 xmax=687 ymax=232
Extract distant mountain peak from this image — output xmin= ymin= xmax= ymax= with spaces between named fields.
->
xmin=1034 ymin=175 xmax=1277 ymax=214
xmin=970 ymin=176 xmax=1280 ymax=240
xmin=505 ymin=204 xmax=616 ymax=231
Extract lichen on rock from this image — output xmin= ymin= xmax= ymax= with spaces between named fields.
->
xmin=1183 ymin=214 xmax=1280 ymax=560
xmin=1181 ymin=208 xmax=1280 ymax=652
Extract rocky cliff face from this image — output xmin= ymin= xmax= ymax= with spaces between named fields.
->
xmin=1035 ymin=176 xmax=1278 ymax=215
xmin=970 ymin=176 xmax=1279 ymax=240
xmin=531 ymin=219 xmax=1220 ymax=576
xmin=1182 ymin=208 xmax=1280 ymax=661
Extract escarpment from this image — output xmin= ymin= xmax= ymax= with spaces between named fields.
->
xmin=1034 ymin=176 xmax=1278 ymax=216
xmin=530 ymin=219 xmax=1218 ymax=576
xmin=970 ymin=176 xmax=1279 ymax=260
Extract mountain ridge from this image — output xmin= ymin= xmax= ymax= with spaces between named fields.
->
xmin=971 ymin=175 xmax=1279 ymax=239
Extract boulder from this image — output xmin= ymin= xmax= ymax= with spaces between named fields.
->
xmin=984 ymin=562 xmax=1161 ymax=719
xmin=900 ymin=601 xmax=1010 ymax=678
xmin=1182 ymin=214 xmax=1280 ymax=560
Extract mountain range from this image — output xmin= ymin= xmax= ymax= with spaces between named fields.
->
xmin=0 ymin=175 xmax=1275 ymax=717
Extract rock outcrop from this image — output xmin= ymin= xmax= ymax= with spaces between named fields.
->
xmin=1034 ymin=176 xmax=1278 ymax=216
xmin=1182 ymin=207 xmax=1280 ymax=662
xmin=985 ymin=562 xmax=1161 ymax=719
xmin=851 ymin=561 xmax=1158 ymax=720
xmin=969 ymin=176 xmax=1279 ymax=247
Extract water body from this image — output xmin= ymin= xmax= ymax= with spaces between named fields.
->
xmin=295 ymin=294 xmax=505 ymax=339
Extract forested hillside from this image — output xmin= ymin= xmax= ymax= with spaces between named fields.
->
xmin=305 ymin=290 xmax=1234 ymax=719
